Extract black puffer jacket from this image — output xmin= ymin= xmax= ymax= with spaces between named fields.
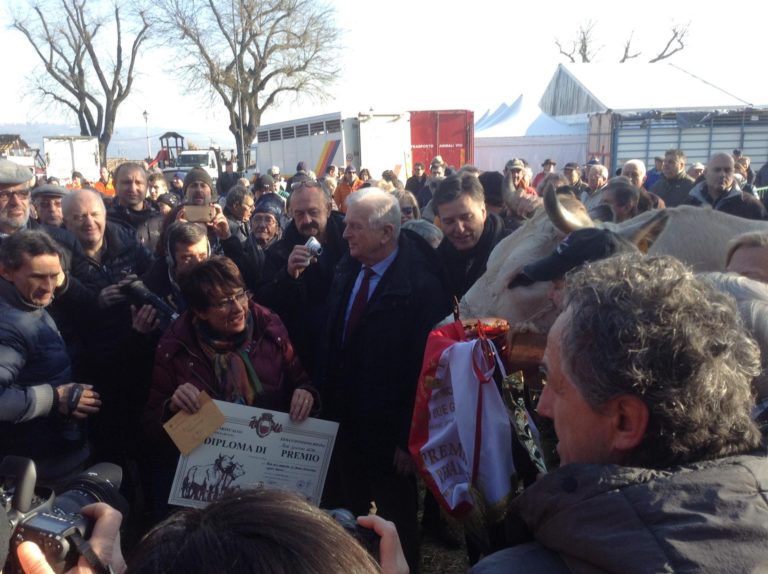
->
xmin=0 ymin=279 xmax=89 ymax=479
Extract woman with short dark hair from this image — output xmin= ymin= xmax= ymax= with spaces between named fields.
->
xmin=142 ymin=257 xmax=318 ymax=512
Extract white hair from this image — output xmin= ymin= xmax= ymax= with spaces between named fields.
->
xmin=345 ymin=188 xmax=401 ymax=239
xmin=590 ymin=164 xmax=609 ymax=179
xmin=623 ymin=159 xmax=647 ymax=178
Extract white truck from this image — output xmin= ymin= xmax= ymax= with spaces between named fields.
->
xmin=247 ymin=111 xmax=412 ymax=180
xmin=162 ymin=148 xmax=222 ymax=186
xmin=43 ymin=136 xmax=101 ymax=184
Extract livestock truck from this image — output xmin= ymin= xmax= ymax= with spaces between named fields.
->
xmin=409 ymin=110 xmax=474 ymax=169
xmin=247 ymin=111 xmax=412 ymax=181
xmin=247 ymin=110 xmax=475 ymax=181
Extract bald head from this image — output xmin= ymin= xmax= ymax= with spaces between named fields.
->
xmin=705 ymin=152 xmax=735 ymax=195
xmin=63 ymin=189 xmax=107 ymax=252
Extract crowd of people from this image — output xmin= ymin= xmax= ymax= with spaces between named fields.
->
xmin=2 ymin=146 xmax=768 ymax=574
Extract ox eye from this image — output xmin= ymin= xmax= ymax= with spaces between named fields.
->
xmin=508 ymin=273 xmax=535 ymax=289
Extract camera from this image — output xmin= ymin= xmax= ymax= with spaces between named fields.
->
xmin=326 ymin=508 xmax=379 ymax=560
xmin=0 ymin=456 xmax=126 ymax=574
xmin=120 ymin=279 xmax=180 ymax=330
xmin=305 ymin=236 xmax=323 ymax=257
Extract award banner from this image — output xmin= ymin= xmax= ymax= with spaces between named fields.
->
xmin=168 ymin=401 xmax=338 ymax=509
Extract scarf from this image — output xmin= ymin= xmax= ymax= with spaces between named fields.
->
xmin=194 ymin=311 xmax=263 ymax=405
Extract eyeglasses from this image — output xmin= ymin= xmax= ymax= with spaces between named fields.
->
xmin=210 ymin=290 xmax=249 ymax=312
xmin=401 ymin=206 xmax=415 ymax=215
xmin=252 ymin=215 xmax=277 ymax=225
xmin=0 ymin=189 xmax=31 ymax=201
xmin=37 ymin=198 xmax=62 ymax=208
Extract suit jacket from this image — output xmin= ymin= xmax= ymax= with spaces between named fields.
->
xmin=316 ymin=230 xmax=452 ymax=471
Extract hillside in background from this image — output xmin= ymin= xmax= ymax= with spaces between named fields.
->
xmin=0 ymin=123 xmax=235 ymax=161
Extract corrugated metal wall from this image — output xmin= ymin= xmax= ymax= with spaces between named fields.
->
xmin=611 ymin=110 xmax=768 ymax=169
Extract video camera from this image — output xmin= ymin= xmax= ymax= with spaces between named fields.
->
xmin=0 ymin=456 xmax=126 ymax=574
xmin=120 ymin=279 xmax=180 ymax=330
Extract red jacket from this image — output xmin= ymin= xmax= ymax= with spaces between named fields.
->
xmin=143 ymin=300 xmax=317 ymax=442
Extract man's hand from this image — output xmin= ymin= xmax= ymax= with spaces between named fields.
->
xmin=17 ymin=503 xmax=126 ymax=574
xmin=286 ymin=245 xmax=313 ymax=279
xmin=357 ymin=515 xmax=409 ymax=574
xmin=131 ymin=304 xmax=160 ymax=333
xmin=56 ymin=384 xmax=101 ymax=419
xmin=208 ymin=204 xmax=231 ymax=240
xmin=170 ymin=382 xmax=202 ymax=414
xmin=97 ymin=274 xmax=136 ymax=309
xmin=392 ymin=447 xmax=416 ymax=476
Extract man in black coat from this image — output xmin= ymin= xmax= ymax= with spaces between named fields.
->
xmin=686 ymin=152 xmax=766 ymax=220
xmin=256 ymin=181 xmax=347 ymax=377
xmin=317 ymin=188 xmax=452 ymax=574
xmin=63 ymin=189 xmax=154 ymax=465
xmin=434 ymin=172 xmax=508 ymax=300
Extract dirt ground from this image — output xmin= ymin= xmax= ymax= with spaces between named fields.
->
xmin=421 ymin=538 xmax=469 ymax=573
xmin=417 ymin=481 xmax=470 ymax=574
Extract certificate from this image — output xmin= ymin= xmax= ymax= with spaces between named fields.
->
xmin=168 ymin=400 xmax=338 ymax=509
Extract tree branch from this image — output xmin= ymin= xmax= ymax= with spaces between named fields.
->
xmin=648 ymin=23 xmax=689 ymax=63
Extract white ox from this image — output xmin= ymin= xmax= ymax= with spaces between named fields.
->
xmin=459 ymin=188 xmax=768 ymax=334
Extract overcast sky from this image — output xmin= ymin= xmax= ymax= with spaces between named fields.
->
xmin=1 ymin=0 xmax=765 ymax=154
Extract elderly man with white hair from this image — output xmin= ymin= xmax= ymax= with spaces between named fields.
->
xmin=580 ymin=164 xmax=609 ymax=211
xmin=317 ymin=188 xmax=452 ymax=574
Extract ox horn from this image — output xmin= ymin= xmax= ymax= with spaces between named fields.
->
xmin=544 ymin=186 xmax=592 ymax=234
xmin=615 ymin=209 xmax=670 ymax=253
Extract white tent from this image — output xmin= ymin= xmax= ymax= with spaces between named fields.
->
xmin=474 ymin=94 xmax=588 ymax=173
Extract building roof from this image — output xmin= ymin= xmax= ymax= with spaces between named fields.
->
xmin=0 ymin=134 xmax=31 ymax=153
xmin=539 ymin=63 xmax=761 ymax=117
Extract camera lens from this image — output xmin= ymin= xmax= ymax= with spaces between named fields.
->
xmin=53 ymin=463 xmax=128 ymax=517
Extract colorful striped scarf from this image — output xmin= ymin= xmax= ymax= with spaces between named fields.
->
xmin=194 ymin=312 xmax=263 ymax=405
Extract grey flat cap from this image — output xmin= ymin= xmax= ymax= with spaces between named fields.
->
xmin=31 ymin=184 xmax=69 ymax=200
xmin=0 ymin=159 xmax=35 ymax=186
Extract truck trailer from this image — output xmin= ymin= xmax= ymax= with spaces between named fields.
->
xmin=248 ymin=111 xmax=412 ymax=180
xmin=409 ymin=110 xmax=474 ymax=169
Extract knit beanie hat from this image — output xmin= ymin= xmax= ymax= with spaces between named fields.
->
xmin=183 ymin=168 xmax=214 ymax=194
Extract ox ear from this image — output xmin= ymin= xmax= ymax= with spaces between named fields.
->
xmin=544 ymin=185 xmax=594 ymax=234
xmin=615 ymin=210 xmax=669 ymax=253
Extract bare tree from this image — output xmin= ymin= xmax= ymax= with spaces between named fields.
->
xmin=556 ymin=21 xmax=600 ymax=63
xmin=556 ymin=22 xmax=690 ymax=64
xmin=11 ymin=0 xmax=150 ymax=165
xmin=153 ymin=0 xmax=341 ymax=171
